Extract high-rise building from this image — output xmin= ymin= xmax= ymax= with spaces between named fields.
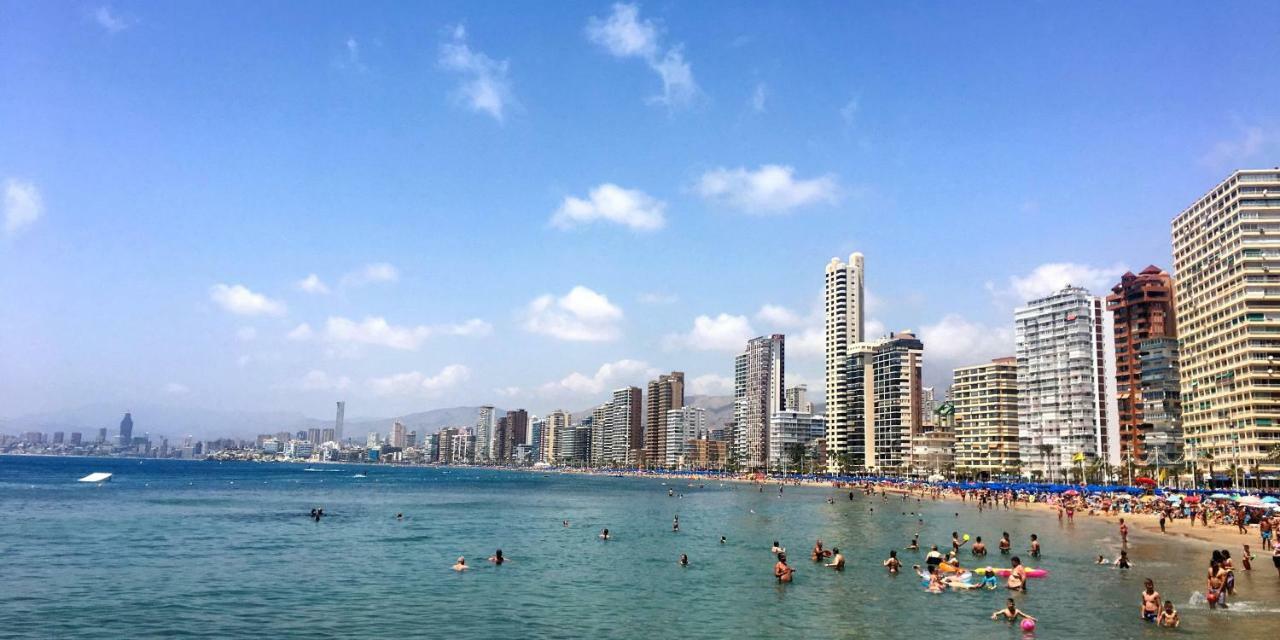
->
xmin=590 ymin=403 xmax=610 ymax=465
xmin=334 ymin=401 xmax=345 ymax=444
xmin=545 ymin=410 xmax=571 ymax=463
xmin=1016 ymin=286 xmax=1120 ymax=480
xmin=768 ymin=410 xmax=825 ymax=469
xmin=608 ymin=387 xmax=642 ymax=467
xmin=645 ymin=372 xmax=685 ymax=467
xmin=367 ymin=431 xmax=380 ymax=449
xmin=785 ymin=385 xmax=813 ymax=414
xmin=97 ymin=427 xmax=107 ymax=443
xmin=307 ymin=428 xmax=322 ymax=445
xmin=390 ymin=421 xmax=406 ymax=448
xmin=1172 ymin=169 xmax=1280 ymax=474
xmin=52 ymin=431 xmax=64 ymax=445
xmin=953 ymin=357 xmax=1020 ymax=477
xmin=529 ymin=416 xmax=546 ymax=463
xmin=1107 ymin=266 xmax=1178 ymax=462
xmin=734 ymin=335 xmax=785 ymax=470
xmin=475 ymin=406 xmax=496 ymax=462
xmin=119 ymin=413 xmax=134 ymax=446
xmin=665 ymin=406 xmax=707 ymax=467
xmin=1138 ymin=337 xmax=1182 ymax=466
xmin=321 ymin=428 xmax=336 ymax=443
xmin=438 ymin=427 xmax=458 ymax=464
xmin=501 ymin=410 xmax=529 ymax=462
xmin=825 ymin=253 xmax=866 ymax=471
xmin=69 ymin=432 xmax=82 ymax=446
xmin=826 ymin=331 xmax=925 ymax=472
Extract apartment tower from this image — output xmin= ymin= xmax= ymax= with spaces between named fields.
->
xmin=645 ymin=372 xmax=685 ymax=468
xmin=824 ymin=253 xmax=866 ymax=471
xmin=1106 ymin=266 xmax=1178 ymax=461
xmin=952 ymin=357 xmax=1020 ymax=477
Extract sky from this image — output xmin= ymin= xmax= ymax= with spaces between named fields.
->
xmin=3 ymin=1 xmax=1280 ymax=422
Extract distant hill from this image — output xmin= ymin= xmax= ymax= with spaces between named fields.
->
xmin=570 ymin=394 xmax=736 ymax=427
xmin=341 ymin=406 xmax=502 ymax=439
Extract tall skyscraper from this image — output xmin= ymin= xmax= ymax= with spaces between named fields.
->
xmin=545 ymin=409 xmax=571 ymax=463
xmin=307 ymin=428 xmax=322 ymax=445
xmin=608 ymin=387 xmax=642 ymax=466
xmin=1172 ymin=169 xmax=1280 ymax=474
xmin=826 ymin=331 xmax=924 ymax=472
xmin=665 ymin=406 xmax=707 ymax=467
xmin=953 ymin=357 xmax=1020 ymax=477
xmin=734 ymin=334 xmax=785 ymax=470
xmin=1107 ymin=266 xmax=1178 ymax=462
xmin=502 ymin=410 xmax=529 ymax=462
xmin=119 ymin=412 xmax=134 ymax=445
xmin=529 ymin=416 xmax=545 ymax=462
xmin=645 ymin=372 xmax=684 ymax=467
xmin=97 ymin=427 xmax=107 ymax=443
xmin=590 ymin=403 xmax=610 ymax=465
xmin=825 ymin=253 xmax=866 ymax=471
xmin=1015 ymin=286 xmax=1120 ymax=480
xmin=1138 ymin=337 xmax=1182 ymax=465
xmin=334 ymin=401 xmax=345 ymax=444
xmin=390 ymin=421 xmax=406 ymax=448
xmin=475 ymin=406 xmax=496 ymax=462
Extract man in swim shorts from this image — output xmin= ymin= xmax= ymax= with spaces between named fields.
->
xmin=1140 ymin=579 xmax=1160 ymax=622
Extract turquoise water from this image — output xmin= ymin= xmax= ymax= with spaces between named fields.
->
xmin=2 ymin=455 xmax=1278 ymax=639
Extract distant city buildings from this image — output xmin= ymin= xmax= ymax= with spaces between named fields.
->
xmin=735 ymin=334 xmax=785 ymax=471
xmin=665 ymin=406 xmax=707 ymax=467
xmin=1107 ymin=266 xmax=1178 ymax=462
xmin=645 ymin=372 xmax=684 ymax=468
xmin=953 ymin=357 xmax=1020 ymax=477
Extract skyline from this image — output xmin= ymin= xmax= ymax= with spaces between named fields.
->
xmin=4 ymin=2 xmax=1280 ymax=421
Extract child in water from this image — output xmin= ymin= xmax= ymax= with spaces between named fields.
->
xmin=1156 ymin=601 xmax=1180 ymax=628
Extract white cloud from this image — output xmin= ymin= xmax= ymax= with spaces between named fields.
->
xmin=639 ymin=291 xmax=679 ymax=304
xmin=336 ymin=37 xmax=367 ymax=72
xmin=750 ymin=82 xmax=767 ymax=113
xmin=695 ymin=164 xmax=839 ymax=214
xmin=541 ymin=359 xmax=655 ymax=395
xmin=93 ymin=6 xmax=130 ymax=33
xmin=323 ymin=315 xmax=490 ymax=350
xmin=523 ymin=286 xmax=623 ymax=342
xmin=586 ymin=3 xmax=699 ymax=108
xmin=551 ymin=183 xmax=666 ymax=232
xmin=755 ymin=304 xmax=803 ymax=328
xmin=788 ymin=326 xmax=825 ymax=357
xmin=340 ymin=262 xmax=398 ymax=288
xmin=3 ymin=179 xmax=42 ymax=236
xmin=988 ymin=262 xmax=1126 ymax=303
xmin=235 ymin=327 xmax=258 ymax=342
xmin=209 ymin=284 xmax=286 ymax=317
xmin=286 ymin=323 xmax=314 ymax=341
xmin=665 ymin=313 xmax=755 ymax=352
xmin=1201 ymin=124 xmax=1277 ymax=169
xmin=293 ymin=369 xmax=352 ymax=392
xmin=297 ymin=273 xmax=330 ymax=294
xmin=688 ymin=373 xmax=733 ymax=396
xmin=163 ymin=382 xmax=189 ymax=395
xmin=919 ymin=314 xmax=1015 ymax=370
xmin=840 ymin=97 xmax=858 ymax=126
xmin=865 ymin=317 xmax=887 ymax=340
xmin=495 ymin=386 xmax=523 ymax=398
xmin=368 ymin=365 xmax=470 ymax=397
xmin=438 ymin=25 xmax=514 ymax=123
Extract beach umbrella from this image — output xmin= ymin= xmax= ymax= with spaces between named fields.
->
xmin=1260 ymin=496 xmax=1279 ymax=504
xmin=1209 ymin=493 xmax=1231 ymax=500
xmin=1236 ymin=496 xmax=1267 ymax=507
xmin=1184 ymin=495 xmax=1201 ymax=504
xmin=1062 ymin=489 xmax=1080 ymax=496
xmin=1134 ymin=477 xmax=1156 ymax=486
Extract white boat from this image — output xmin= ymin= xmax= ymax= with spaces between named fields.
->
xmin=352 ymin=473 xmax=367 ymax=478
xmin=78 ymin=472 xmax=113 ymax=483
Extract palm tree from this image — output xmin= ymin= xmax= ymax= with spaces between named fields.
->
xmin=1037 ymin=444 xmax=1054 ymax=482
xmin=1200 ymin=450 xmax=1216 ymax=489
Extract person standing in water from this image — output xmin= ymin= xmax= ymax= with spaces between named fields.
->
xmin=998 ymin=532 xmax=1011 ymax=554
xmin=771 ymin=540 xmax=785 ymax=554
xmin=600 ymin=528 xmax=611 ymax=540
xmin=679 ymin=553 xmax=689 ymax=567
xmin=672 ymin=515 xmax=679 ymax=532
xmin=452 ymin=557 xmax=468 ymax=571
xmin=971 ymin=536 xmax=987 ymax=556
xmin=884 ymin=550 xmax=901 ymax=574
xmin=774 ymin=552 xmax=795 ymax=583
xmin=1120 ymin=518 xmax=1129 ymax=546
xmin=991 ymin=599 xmax=1035 ymax=623
xmin=1157 ymin=601 xmax=1180 ymax=628
xmin=1029 ymin=534 xmax=1041 ymax=558
xmin=825 ymin=548 xmax=845 ymax=570
xmin=1140 ymin=579 xmax=1160 ymax=622
xmin=1007 ymin=556 xmax=1028 ymax=591
xmin=488 ymin=549 xmax=504 ymax=565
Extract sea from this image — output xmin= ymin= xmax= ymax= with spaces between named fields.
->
xmin=2 ymin=455 xmax=1278 ymax=639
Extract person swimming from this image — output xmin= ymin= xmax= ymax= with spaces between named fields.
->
xmin=489 ymin=549 xmax=504 ymax=565
xmin=1116 ymin=549 xmax=1132 ymax=569
xmin=1096 ymin=555 xmax=1110 ymax=565
xmin=825 ymin=548 xmax=845 ymax=570
xmin=774 ymin=552 xmax=795 ymax=583
xmin=720 ymin=536 xmax=727 ymax=544
xmin=672 ymin=516 xmax=680 ymax=532
xmin=771 ymin=541 xmax=785 ymax=554
xmin=906 ymin=534 xmax=919 ymax=551
xmin=679 ymin=553 xmax=689 ymax=567
xmin=396 ymin=513 xmax=403 ymax=520
xmin=991 ymin=598 xmax=1035 ymax=623
xmin=884 ymin=550 xmax=901 ymax=574
xmin=452 ymin=556 xmax=468 ymax=571
xmin=600 ymin=528 xmax=611 ymax=540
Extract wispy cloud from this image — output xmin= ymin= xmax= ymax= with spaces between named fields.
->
xmin=296 ymin=273 xmax=330 ymax=294
xmin=840 ymin=97 xmax=858 ymax=127
xmin=319 ymin=316 xmax=491 ymax=351
xmin=586 ymin=3 xmax=699 ymax=108
xmin=288 ymin=370 xmax=352 ymax=392
xmin=524 ymin=286 xmax=624 ymax=342
xmin=92 ymin=6 xmax=131 ymax=34
xmin=664 ymin=313 xmax=755 ymax=352
xmin=209 ymin=284 xmax=287 ymax=317
xmin=368 ymin=365 xmax=470 ymax=397
xmin=540 ymin=359 xmax=656 ymax=395
xmin=438 ymin=24 xmax=515 ymax=123
xmin=551 ymin=183 xmax=666 ymax=232
xmin=986 ymin=261 xmax=1127 ymax=304
xmin=1201 ymin=124 xmax=1278 ymax=169
xmin=339 ymin=262 xmax=398 ymax=288
xmin=3 ymin=178 xmax=42 ymax=236
xmin=750 ymin=82 xmax=767 ymax=113
xmin=335 ymin=37 xmax=367 ymax=73
xmin=695 ymin=164 xmax=839 ymax=214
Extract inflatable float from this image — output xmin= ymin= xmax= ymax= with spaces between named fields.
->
xmin=974 ymin=566 xmax=1049 ymax=578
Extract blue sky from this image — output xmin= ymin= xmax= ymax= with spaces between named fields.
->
xmin=3 ymin=1 xmax=1279 ymax=421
